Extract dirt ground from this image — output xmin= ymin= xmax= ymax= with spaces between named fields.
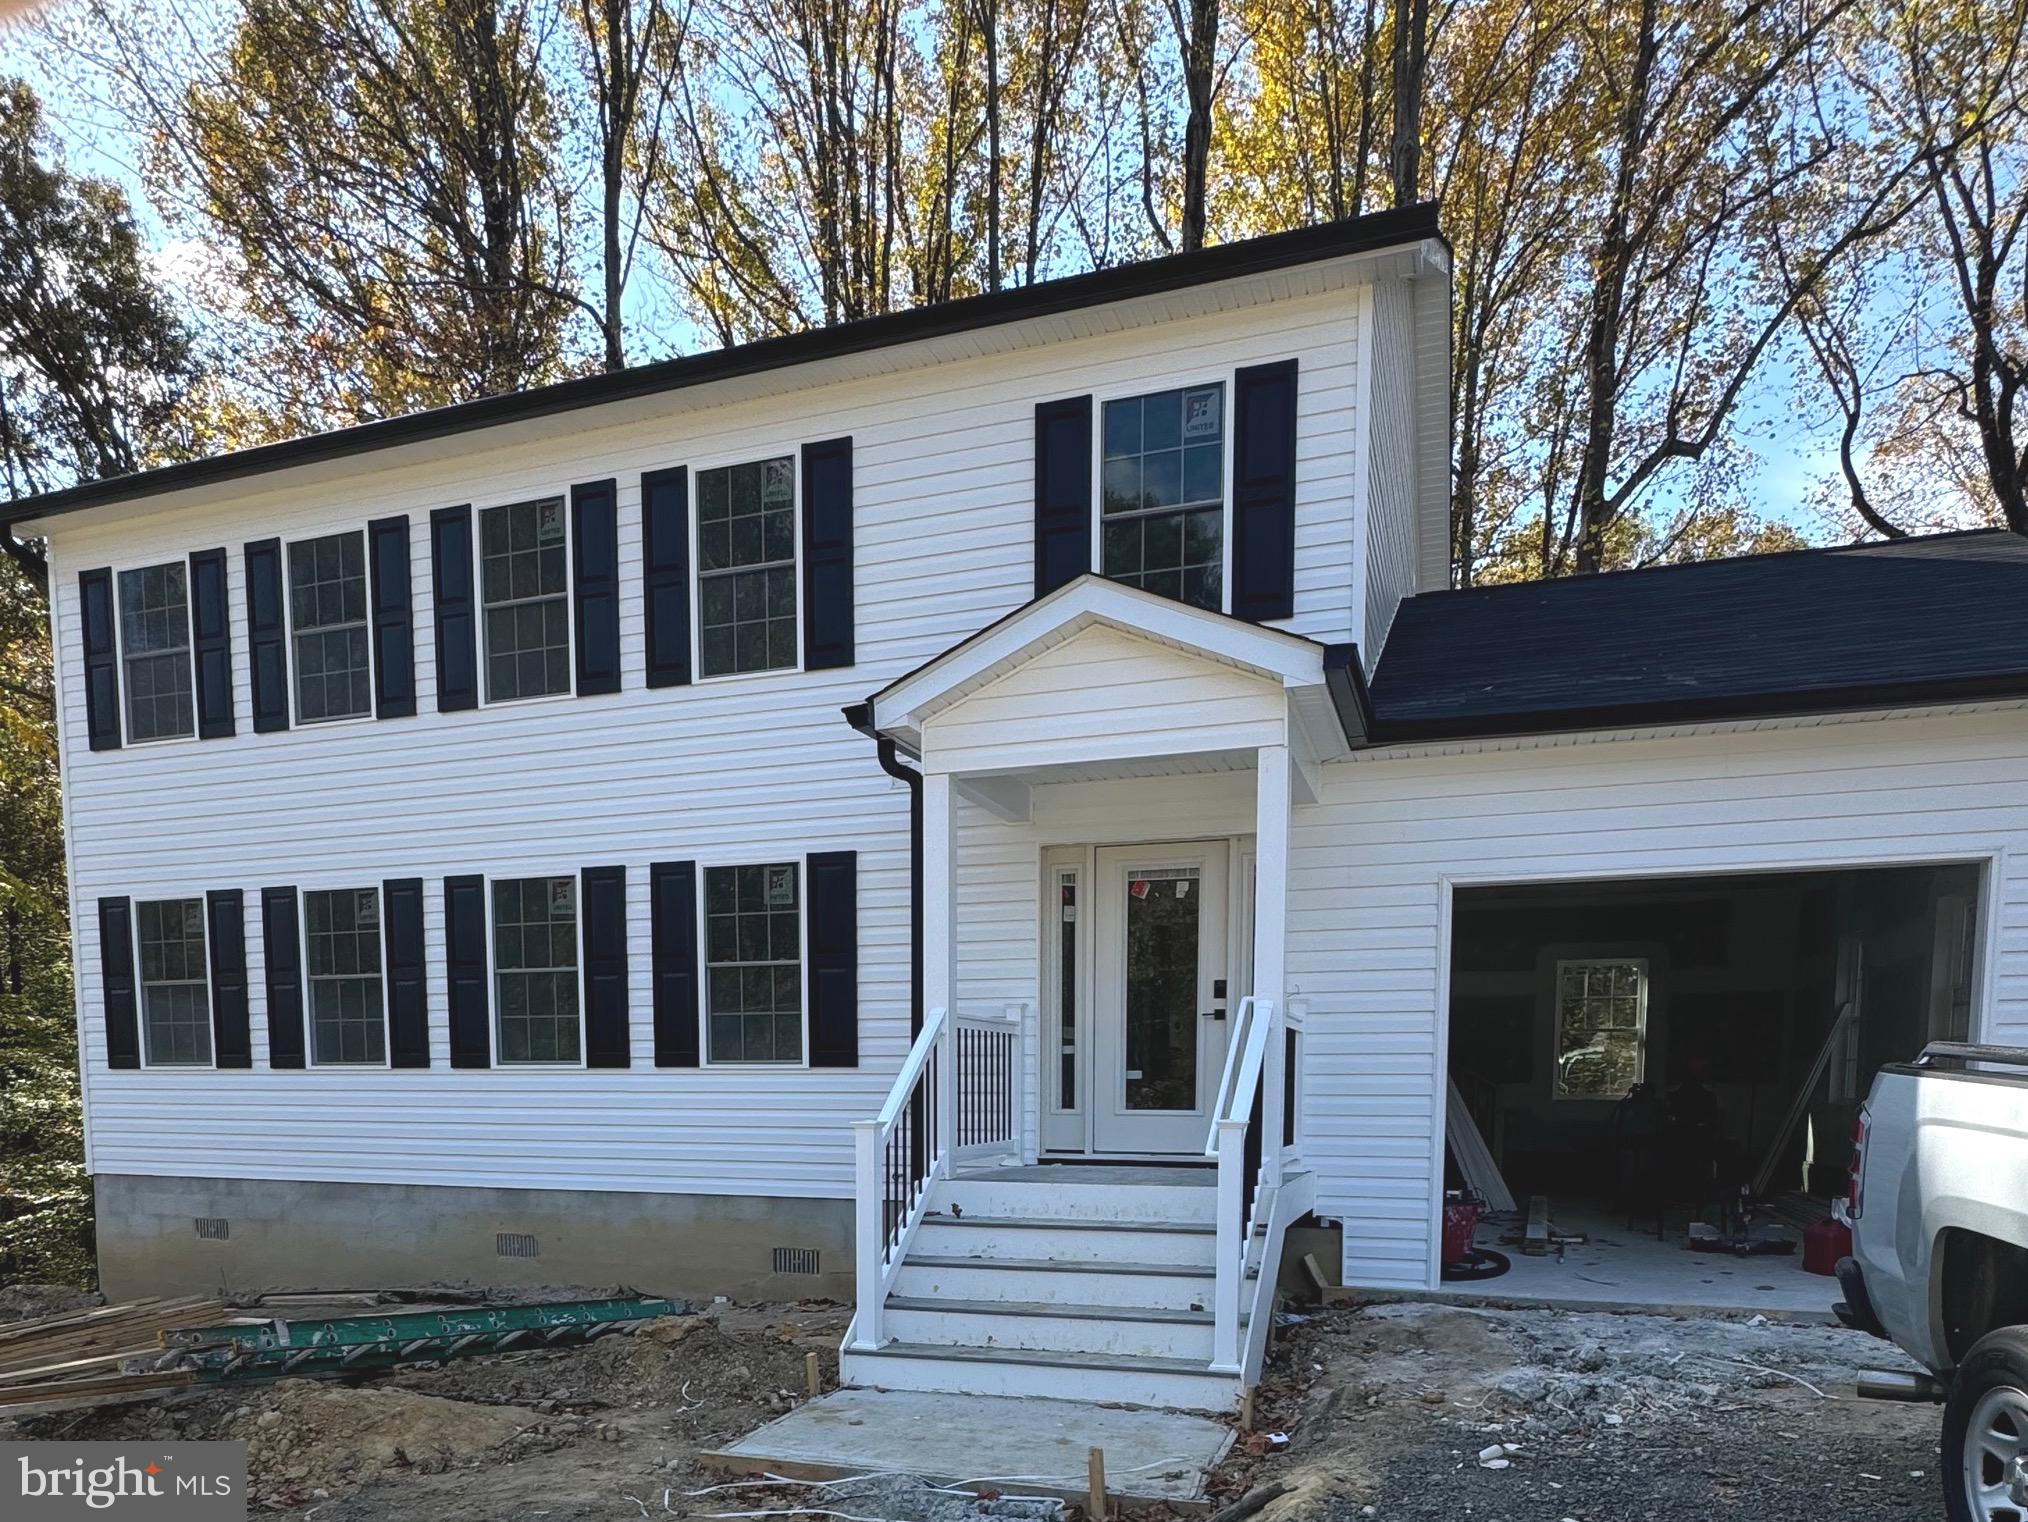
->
xmin=0 ymin=1291 xmax=1950 ymax=1520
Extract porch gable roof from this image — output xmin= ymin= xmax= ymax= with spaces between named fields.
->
xmin=864 ymin=576 xmax=1359 ymax=761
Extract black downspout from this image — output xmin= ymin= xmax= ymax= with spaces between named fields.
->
xmin=844 ymin=703 xmax=923 ymax=1039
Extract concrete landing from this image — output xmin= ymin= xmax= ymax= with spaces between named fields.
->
xmin=702 ymin=1387 xmax=1235 ymax=1506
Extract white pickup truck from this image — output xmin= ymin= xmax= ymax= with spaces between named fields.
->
xmin=1842 ymin=1041 xmax=2028 ymax=1522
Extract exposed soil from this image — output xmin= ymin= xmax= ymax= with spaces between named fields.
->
xmin=0 ymin=1289 xmax=1954 ymax=1520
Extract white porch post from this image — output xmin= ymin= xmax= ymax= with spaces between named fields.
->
xmin=924 ymin=768 xmax=959 ymax=1164
xmin=1255 ymin=743 xmax=1292 ymax=1186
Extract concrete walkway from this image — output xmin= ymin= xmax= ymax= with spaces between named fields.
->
xmin=703 ymin=1387 xmax=1235 ymax=1506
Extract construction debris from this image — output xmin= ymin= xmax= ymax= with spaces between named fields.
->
xmin=0 ymin=1293 xmax=685 ymax=1414
xmin=0 ymin=1296 xmax=229 ymax=1411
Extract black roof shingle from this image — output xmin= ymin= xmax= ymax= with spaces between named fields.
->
xmin=1367 ymin=529 xmax=2028 ymax=742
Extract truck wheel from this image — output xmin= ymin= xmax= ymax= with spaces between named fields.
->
xmin=1945 ymin=1327 xmax=2028 ymax=1522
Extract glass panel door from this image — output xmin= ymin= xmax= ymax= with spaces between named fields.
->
xmin=1093 ymin=842 xmax=1229 ymax=1154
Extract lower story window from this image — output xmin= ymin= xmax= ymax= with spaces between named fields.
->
xmin=136 ymin=898 xmax=211 ymax=1066
xmin=493 ymin=876 xmax=581 ymax=1063
xmin=705 ymin=862 xmax=803 ymax=1063
xmin=1554 ymin=958 xmax=1649 ymax=1099
xmin=306 ymin=887 xmax=386 ymax=1064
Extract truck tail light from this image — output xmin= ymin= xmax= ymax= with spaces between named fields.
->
xmin=1847 ymin=1107 xmax=1870 ymax=1220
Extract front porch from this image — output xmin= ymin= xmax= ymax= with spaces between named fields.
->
xmin=840 ymin=577 xmax=1360 ymax=1411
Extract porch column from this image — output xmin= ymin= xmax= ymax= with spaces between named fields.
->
xmin=924 ymin=768 xmax=959 ymax=1164
xmin=1255 ymin=743 xmax=1292 ymax=1184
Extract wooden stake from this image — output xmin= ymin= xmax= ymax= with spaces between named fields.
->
xmin=804 ymin=1351 xmax=821 ymax=1397
xmin=1087 ymin=1445 xmax=1106 ymax=1521
xmin=1239 ymin=1387 xmax=1257 ymax=1432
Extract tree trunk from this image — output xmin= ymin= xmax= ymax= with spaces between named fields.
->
xmin=980 ymin=0 xmax=1002 ymax=291
xmin=1387 ymin=0 xmax=1426 ymax=207
xmin=1179 ymin=0 xmax=1219 ymax=252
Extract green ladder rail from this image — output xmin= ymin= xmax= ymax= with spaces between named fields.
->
xmin=165 ymin=1295 xmax=685 ymax=1382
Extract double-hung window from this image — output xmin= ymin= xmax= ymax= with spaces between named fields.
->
xmin=1101 ymin=384 xmax=1225 ymax=612
xmin=305 ymin=887 xmax=386 ymax=1064
xmin=697 ymin=457 xmax=796 ymax=677
xmin=117 ymin=563 xmax=196 ymax=741
xmin=492 ymin=876 xmax=581 ymax=1063
xmin=136 ymin=898 xmax=211 ymax=1065
xmin=289 ymin=531 xmax=373 ymax=722
xmin=704 ymin=862 xmax=803 ymax=1063
xmin=1553 ymin=958 xmax=1649 ymax=1099
xmin=480 ymin=498 xmax=571 ymax=702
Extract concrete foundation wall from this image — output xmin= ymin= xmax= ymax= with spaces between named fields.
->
xmin=94 ymin=1174 xmax=855 ymax=1305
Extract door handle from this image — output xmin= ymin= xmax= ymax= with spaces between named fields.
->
xmin=1203 ymin=1009 xmax=1226 ymax=1021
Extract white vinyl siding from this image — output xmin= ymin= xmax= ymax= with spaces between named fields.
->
xmin=50 ymin=272 xmax=1377 ymax=1198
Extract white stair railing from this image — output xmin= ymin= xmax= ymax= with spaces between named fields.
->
xmin=850 ymin=1005 xmax=1025 ymax=1352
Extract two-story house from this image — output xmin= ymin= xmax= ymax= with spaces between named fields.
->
xmin=12 ymin=202 xmax=2028 ymax=1414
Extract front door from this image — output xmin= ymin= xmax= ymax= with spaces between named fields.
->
xmin=1092 ymin=842 xmax=1231 ymax=1154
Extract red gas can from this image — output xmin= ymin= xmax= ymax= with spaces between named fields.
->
xmin=1803 ymin=1215 xmax=1851 ymax=1276
xmin=1441 ymin=1195 xmax=1483 ymax=1267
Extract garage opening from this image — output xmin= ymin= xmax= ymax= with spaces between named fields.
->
xmin=1443 ymin=862 xmax=1983 ymax=1312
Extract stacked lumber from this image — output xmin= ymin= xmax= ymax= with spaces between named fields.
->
xmin=0 ymin=1296 xmax=227 ymax=1410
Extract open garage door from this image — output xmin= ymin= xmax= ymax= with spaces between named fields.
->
xmin=1443 ymin=862 xmax=1983 ymax=1311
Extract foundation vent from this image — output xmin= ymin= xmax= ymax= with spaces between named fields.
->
xmin=495 ymin=1232 xmax=540 ymax=1259
xmin=193 ymin=1217 xmax=230 ymax=1241
xmin=772 ymin=1247 xmax=820 ymax=1276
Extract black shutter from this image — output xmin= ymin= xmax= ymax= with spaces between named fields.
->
xmin=431 ymin=505 xmax=479 ymax=712
xmin=245 ymin=538 xmax=290 ymax=732
xmin=383 ymin=877 xmax=429 ymax=1067
xmin=650 ymin=860 xmax=699 ymax=1067
xmin=1034 ymin=397 xmax=1093 ymax=596
xmin=445 ymin=874 xmax=490 ymax=1067
xmin=189 ymin=549 xmax=235 ymax=740
xmin=582 ymin=865 xmax=630 ymax=1067
xmin=207 ymin=889 xmax=251 ymax=1068
xmin=801 ymin=437 xmax=854 ymax=669
xmin=1231 ymin=358 xmax=1300 ymax=623
xmin=572 ymin=479 xmax=622 ymax=696
xmin=641 ymin=468 xmax=691 ymax=689
xmin=368 ymin=515 xmax=416 ymax=719
xmin=261 ymin=886 xmax=305 ymax=1069
xmin=79 ymin=568 xmax=121 ymax=752
xmin=807 ymin=850 xmax=858 ymax=1068
xmin=99 ymin=896 xmax=138 ymax=1069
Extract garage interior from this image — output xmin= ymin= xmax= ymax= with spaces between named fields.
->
xmin=1442 ymin=862 xmax=1983 ymax=1313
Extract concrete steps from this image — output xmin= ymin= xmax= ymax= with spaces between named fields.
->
xmin=840 ymin=1165 xmax=1242 ymax=1413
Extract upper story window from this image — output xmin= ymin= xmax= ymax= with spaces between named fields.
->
xmin=305 ymin=887 xmax=386 ymax=1065
xmin=289 ymin=531 xmax=372 ymax=723
xmin=697 ymin=457 xmax=796 ymax=677
xmin=493 ymin=875 xmax=580 ymax=1064
xmin=1101 ymin=384 xmax=1225 ymax=612
xmin=117 ymin=563 xmax=195 ymax=742
xmin=136 ymin=897 xmax=210 ymax=1065
xmin=480 ymin=498 xmax=570 ymax=702
xmin=704 ymin=862 xmax=802 ymax=1063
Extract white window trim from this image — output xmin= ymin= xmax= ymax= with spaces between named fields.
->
xmin=107 ymin=552 xmax=201 ymax=748
xmin=1041 ymin=852 xmax=1085 ymax=1119
xmin=281 ymin=527 xmax=379 ymax=729
xmin=1087 ymin=374 xmax=1238 ymax=618
xmin=299 ymin=882 xmax=393 ymax=1071
xmin=131 ymin=894 xmax=216 ymax=1071
xmin=482 ymin=869 xmax=589 ymax=1070
xmin=476 ymin=488 xmax=578 ymax=709
xmin=1550 ymin=955 xmax=1650 ymax=1102
xmin=687 ymin=447 xmax=806 ymax=685
xmin=697 ymin=851 xmax=811 ymax=1070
